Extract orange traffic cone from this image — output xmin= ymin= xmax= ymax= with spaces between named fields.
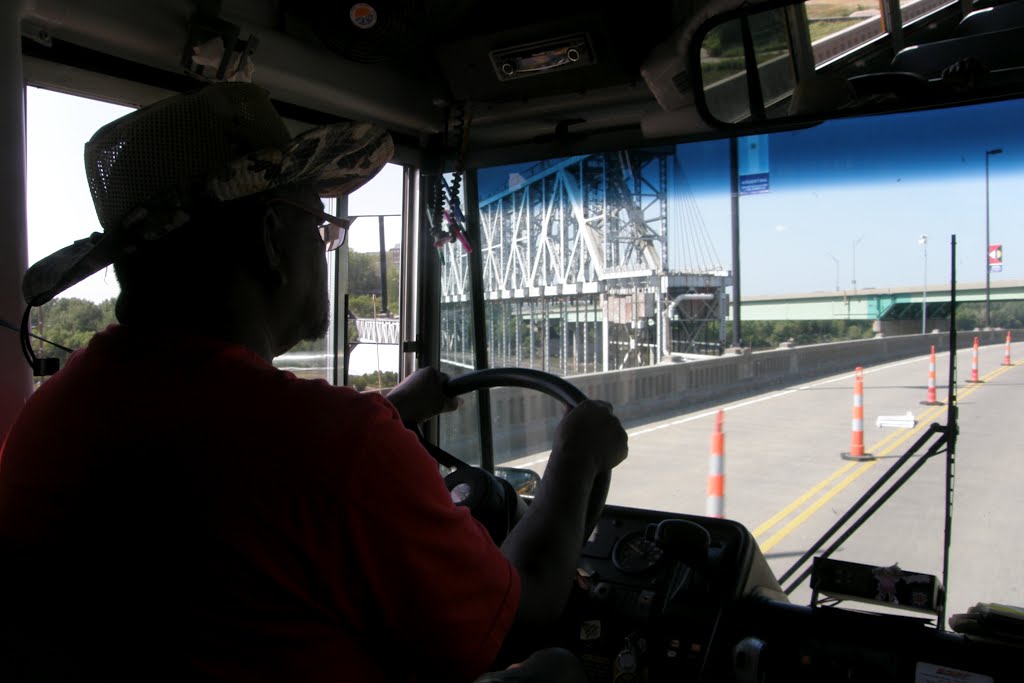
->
xmin=706 ymin=410 xmax=725 ymax=518
xmin=921 ymin=345 xmax=943 ymax=406
xmin=968 ymin=336 xmax=982 ymax=383
xmin=1004 ymin=331 xmax=1012 ymax=366
xmin=841 ymin=367 xmax=874 ymax=461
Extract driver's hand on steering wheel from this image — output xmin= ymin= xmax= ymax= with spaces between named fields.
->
xmin=551 ymin=400 xmax=628 ymax=478
xmin=384 ymin=367 xmax=461 ymax=424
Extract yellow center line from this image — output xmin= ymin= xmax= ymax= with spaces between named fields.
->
xmin=749 ymin=405 xmax=937 ymax=540
xmin=753 ymin=401 xmax=948 ymax=541
xmin=759 ymin=462 xmax=877 ymax=553
xmin=751 ymin=462 xmax=857 ymax=537
xmin=751 ymin=400 xmax=939 ymax=537
xmin=756 ymin=405 xmax=945 ymax=551
xmin=752 ymin=361 xmax=1016 ymax=552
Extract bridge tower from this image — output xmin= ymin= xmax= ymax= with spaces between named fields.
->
xmin=438 ymin=147 xmax=730 ymax=376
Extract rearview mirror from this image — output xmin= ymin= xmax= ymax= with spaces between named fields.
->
xmin=495 ymin=467 xmax=541 ymax=496
xmin=693 ymin=0 xmax=1024 ymax=127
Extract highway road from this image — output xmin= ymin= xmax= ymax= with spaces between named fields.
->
xmin=503 ymin=337 xmax=1024 ymax=626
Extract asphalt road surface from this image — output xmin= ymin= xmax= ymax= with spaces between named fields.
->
xmin=504 ymin=338 xmax=1024 ymax=625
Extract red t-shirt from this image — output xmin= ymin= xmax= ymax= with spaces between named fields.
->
xmin=0 ymin=325 xmax=519 ymax=682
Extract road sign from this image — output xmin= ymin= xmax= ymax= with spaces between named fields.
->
xmin=989 ymin=244 xmax=1003 ymax=272
xmin=738 ymin=135 xmax=770 ymax=195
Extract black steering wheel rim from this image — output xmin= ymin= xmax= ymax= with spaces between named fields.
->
xmin=442 ymin=368 xmax=612 ymax=545
xmin=445 ymin=368 xmax=588 ymax=408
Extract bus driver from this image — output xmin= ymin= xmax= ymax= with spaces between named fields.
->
xmin=0 ymin=83 xmax=628 ymax=682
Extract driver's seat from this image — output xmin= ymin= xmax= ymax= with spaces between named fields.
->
xmin=0 ymin=539 xmax=91 ymax=682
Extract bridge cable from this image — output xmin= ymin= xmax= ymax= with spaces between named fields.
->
xmin=671 ymin=155 xmax=723 ymax=274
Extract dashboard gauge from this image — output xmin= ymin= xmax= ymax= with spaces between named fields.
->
xmin=449 ymin=482 xmax=473 ymax=505
xmin=612 ymin=531 xmax=664 ymax=574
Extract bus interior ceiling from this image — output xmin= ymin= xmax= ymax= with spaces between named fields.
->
xmin=13 ymin=0 xmax=1024 ymax=157
xmin=13 ymin=0 xmax=686 ymax=156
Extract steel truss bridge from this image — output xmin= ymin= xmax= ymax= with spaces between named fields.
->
xmin=437 ymin=148 xmax=731 ymax=376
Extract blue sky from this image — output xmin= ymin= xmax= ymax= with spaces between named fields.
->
xmin=673 ymin=98 xmax=1022 ymax=294
xmin=28 ymin=88 xmax=1022 ymax=302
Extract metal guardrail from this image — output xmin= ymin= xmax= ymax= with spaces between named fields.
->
xmin=441 ymin=329 xmax=1019 ymax=464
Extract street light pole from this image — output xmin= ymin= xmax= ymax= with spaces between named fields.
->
xmin=985 ymin=148 xmax=1002 ymax=328
xmin=919 ymin=234 xmax=928 ymax=334
xmin=851 ymin=235 xmax=864 ymax=293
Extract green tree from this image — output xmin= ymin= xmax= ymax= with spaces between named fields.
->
xmin=346 ymin=250 xmax=400 ymax=345
xmin=30 ymin=297 xmax=117 ymax=362
xmin=348 ymin=251 xmax=399 ymax=311
xmin=738 ymin=319 xmax=875 ymax=350
xmin=953 ymin=302 xmax=1024 ymax=330
xmin=350 ymin=371 xmax=398 ymax=391
xmin=348 ymin=251 xmax=382 ymax=296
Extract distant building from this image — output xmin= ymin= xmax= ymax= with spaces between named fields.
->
xmin=388 ymin=243 xmax=401 ymax=268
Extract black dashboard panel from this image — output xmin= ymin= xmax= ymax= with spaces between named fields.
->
xmin=721 ymin=598 xmax=1024 ymax=682
xmin=546 ymin=505 xmax=1023 ymax=682
xmin=551 ymin=504 xmax=784 ymax=682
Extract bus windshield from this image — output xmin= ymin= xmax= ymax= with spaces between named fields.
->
xmin=438 ymin=96 xmax=1022 ymax=614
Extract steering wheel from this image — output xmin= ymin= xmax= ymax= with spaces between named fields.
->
xmin=415 ymin=368 xmax=612 ymax=546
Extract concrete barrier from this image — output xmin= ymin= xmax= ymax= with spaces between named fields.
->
xmin=442 ymin=330 xmax=1019 ymax=465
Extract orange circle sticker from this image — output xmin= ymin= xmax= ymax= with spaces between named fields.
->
xmin=349 ymin=4 xmax=377 ymax=29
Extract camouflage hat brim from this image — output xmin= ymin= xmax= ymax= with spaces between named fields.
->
xmin=22 ymin=232 xmax=117 ymax=307
xmin=22 ymin=120 xmax=394 ymax=306
xmin=208 ymin=121 xmax=394 ymax=201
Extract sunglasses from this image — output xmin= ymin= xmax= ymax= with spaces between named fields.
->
xmin=266 ymin=198 xmax=352 ymax=252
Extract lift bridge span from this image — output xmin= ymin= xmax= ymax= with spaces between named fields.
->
xmin=435 ymin=148 xmax=731 ymax=376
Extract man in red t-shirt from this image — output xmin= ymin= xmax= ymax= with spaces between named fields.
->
xmin=0 ymin=84 xmax=627 ymax=682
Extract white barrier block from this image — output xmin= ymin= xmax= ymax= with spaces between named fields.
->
xmin=876 ymin=411 xmax=916 ymax=428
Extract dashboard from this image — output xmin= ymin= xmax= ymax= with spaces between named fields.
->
xmin=551 ymin=504 xmax=784 ymax=682
xmin=547 ymin=504 xmax=1021 ymax=683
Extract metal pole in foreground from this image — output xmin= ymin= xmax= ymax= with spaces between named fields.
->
xmin=377 ymin=215 xmax=389 ymax=316
xmin=0 ymin=0 xmax=33 ymax=438
xmin=729 ymin=137 xmax=741 ymax=348
xmin=984 ymin=148 xmax=1002 ymax=328
xmin=919 ymin=234 xmax=928 ymax=334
